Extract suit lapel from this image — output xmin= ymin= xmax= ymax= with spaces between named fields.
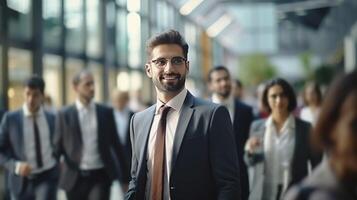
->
xmin=138 ymin=106 xmax=155 ymax=164
xmin=17 ymin=110 xmax=26 ymax=160
xmin=69 ymin=105 xmax=83 ymax=146
xmin=171 ymin=92 xmax=194 ymax=172
xmin=291 ymin=118 xmax=301 ymax=173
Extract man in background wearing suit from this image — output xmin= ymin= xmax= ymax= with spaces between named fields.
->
xmin=208 ymin=66 xmax=254 ymax=200
xmin=112 ymin=90 xmax=134 ymax=193
xmin=125 ymin=30 xmax=241 ymax=200
xmin=54 ymin=70 xmax=126 ymax=200
xmin=0 ymin=75 xmax=58 ymax=200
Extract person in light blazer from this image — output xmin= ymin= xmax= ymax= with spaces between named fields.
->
xmin=125 ymin=30 xmax=241 ymax=200
xmin=245 ymin=78 xmax=322 ymax=200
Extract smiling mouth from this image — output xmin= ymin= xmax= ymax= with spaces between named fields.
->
xmin=161 ymin=74 xmax=180 ymax=81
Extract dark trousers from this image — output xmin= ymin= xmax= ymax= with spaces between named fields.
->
xmin=11 ymin=166 xmax=59 ymax=200
xmin=66 ymin=169 xmax=111 ymax=200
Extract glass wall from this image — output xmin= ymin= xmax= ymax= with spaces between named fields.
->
xmin=43 ymin=0 xmax=61 ymax=49
xmin=86 ymin=0 xmax=102 ymax=58
xmin=43 ymin=54 xmax=62 ymax=107
xmin=7 ymin=0 xmax=32 ymax=41
xmin=65 ymin=0 xmax=84 ymax=53
xmin=8 ymin=48 xmax=32 ymax=110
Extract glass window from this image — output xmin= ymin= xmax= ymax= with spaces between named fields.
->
xmin=8 ymin=48 xmax=32 ymax=110
xmin=116 ymin=9 xmax=127 ymax=66
xmin=108 ymin=67 xmax=117 ymax=94
xmin=43 ymin=54 xmax=62 ymax=107
xmin=65 ymin=58 xmax=84 ymax=103
xmin=43 ymin=0 xmax=61 ymax=49
xmin=127 ymin=12 xmax=141 ymax=68
xmin=88 ymin=62 xmax=103 ymax=102
xmin=127 ymin=0 xmax=140 ymax=12
xmin=116 ymin=70 xmax=130 ymax=91
xmin=86 ymin=0 xmax=102 ymax=58
xmin=116 ymin=0 xmax=126 ymax=7
xmin=7 ymin=0 xmax=32 ymax=40
xmin=65 ymin=0 xmax=84 ymax=53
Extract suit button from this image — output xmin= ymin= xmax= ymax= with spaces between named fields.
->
xmin=170 ymin=186 xmax=175 ymax=190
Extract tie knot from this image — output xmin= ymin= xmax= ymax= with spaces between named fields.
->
xmin=159 ymin=105 xmax=171 ymax=117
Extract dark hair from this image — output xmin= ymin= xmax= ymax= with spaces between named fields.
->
xmin=303 ymin=81 xmax=322 ymax=106
xmin=207 ymin=66 xmax=230 ymax=82
xmin=313 ymin=71 xmax=357 ymax=151
xmin=72 ymin=69 xmax=93 ymax=86
xmin=24 ymin=75 xmax=45 ymax=94
xmin=146 ymin=30 xmax=189 ymax=60
xmin=262 ymin=78 xmax=297 ymax=113
xmin=235 ymin=79 xmax=243 ymax=88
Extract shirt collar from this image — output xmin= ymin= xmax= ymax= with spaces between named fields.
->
xmin=76 ymin=99 xmax=95 ymax=111
xmin=265 ymin=114 xmax=295 ymax=130
xmin=22 ymin=104 xmax=44 ymax=117
xmin=155 ymin=89 xmax=187 ymax=115
xmin=211 ymin=93 xmax=234 ymax=108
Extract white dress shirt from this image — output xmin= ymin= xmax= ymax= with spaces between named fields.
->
xmin=262 ymin=114 xmax=296 ymax=200
xmin=75 ymin=100 xmax=104 ymax=170
xmin=211 ymin=93 xmax=235 ymax=123
xmin=113 ymin=107 xmax=130 ymax=145
xmin=18 ymin=104 xmax=56 ymax=174
xmin=146 ymin=89 xmax=187 ymax=200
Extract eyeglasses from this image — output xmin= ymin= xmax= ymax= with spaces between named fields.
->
xmin=150 ymin=56 xmax=187 ymax=68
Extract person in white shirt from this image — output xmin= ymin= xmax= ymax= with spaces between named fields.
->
xmin=0 ymin=75 xmax=59 ymax=200
xmin=299 ymin=82 xmax=322 ymax=126
xmin=245 ymin=78 xmax=322 ymax=200
xmin=54 ymin=70 xmax=126 ymax=200
xmin=111 ymin=90 xmax=134 ymax=193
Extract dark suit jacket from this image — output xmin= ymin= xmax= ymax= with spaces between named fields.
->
xmin=233 ymin=100 xmax=254 ymax=200
xmin=0 ymin=109 xmax=57 ymax=195
xmin=54 ymin=104 xmax=126 ymax=191
xmin=245 ymin=118 xmax=322 ymax=199
xmin=125 ymin=92 xmax=241 ymax=200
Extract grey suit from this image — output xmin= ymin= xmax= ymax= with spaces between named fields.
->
xmin=125 ymin=92 xmax=241 ymax=200
xmin=245 ymin=118 xmax=322 ymax=200
xmin=0 ymin=109 xmax=58 ymax=199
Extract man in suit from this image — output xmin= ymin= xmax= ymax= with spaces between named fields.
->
xmin=208 ymin=66 xmax=254 ymax=200
xmin=54 ymin=70 xmax=126 ymax=200
xmin=125 ymin=30 xmax=241 ymax=200
xmin=111 ymin=90 xmax=134 ymax=192
xmin=0 ymin=75 xmax=59 ymax=200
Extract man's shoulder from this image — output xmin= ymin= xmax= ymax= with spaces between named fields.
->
xmin=234 ymin=99 xmax=253 ymax=111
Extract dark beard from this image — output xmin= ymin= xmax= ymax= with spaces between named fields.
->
xmin=154 ymin=74 xmax=186 ymax=93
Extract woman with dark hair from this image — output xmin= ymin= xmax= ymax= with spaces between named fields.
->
xmin=300 ymin=82 xmax=322 ymax=125
xmin=285 ymin=71 xmax=357 ymax=200
xmin=245 ymin=78 xmax=322 ymax=200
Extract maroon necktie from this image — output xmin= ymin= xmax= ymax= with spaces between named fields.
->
xmin=151 ymin=105 xmax=171 ymax=200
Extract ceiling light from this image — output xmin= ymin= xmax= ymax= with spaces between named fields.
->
xmin=180 ymin=0 xmax=204 ymax=15
xmin=206 ymin=14 xmax=233 ymax=37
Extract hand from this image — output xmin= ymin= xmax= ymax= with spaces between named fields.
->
xmin=246 ymin=137 xmax=262 ymax=154
xmin=18 ymin=162 xmax=32 ymax=177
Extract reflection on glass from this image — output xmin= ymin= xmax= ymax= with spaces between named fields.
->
xmin=43 ymin=0 xmax=61 ymax=49
xmin=43 ymin=54 xmax=62 ymax=107
xmin=65 ymin=0 xmax=84 ymax=53
xmin=116 ymin=71 xmax=130 ymax=91
xmin=87 ymin=0 xmax=102 ymax=57
xmin=65 ymin=58 xmax=84 ymax=103
xmin=127 ymin=12 xmax=141 ymax=68
xmin=7 ymin=0 xmax=32 ymax=40
xmin=8 ymin=48 xmax=32 ymax=110
xmin=117 ymin=10 xmax=127 ymax=66
xmin=88 ymin=62 xmax=103 ymax=102
xmin=127 ymin=0 xmax=140 ymax=12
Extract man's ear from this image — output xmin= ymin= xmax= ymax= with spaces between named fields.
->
xmin=145 ymin=64 xmax=152 ymax=78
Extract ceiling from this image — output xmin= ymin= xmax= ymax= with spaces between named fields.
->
xmin=170 ymin=0 xmax=348 ymax=56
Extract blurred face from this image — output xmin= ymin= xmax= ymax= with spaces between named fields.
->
xmin=145 ymin=44 xmax=189 ymax=97
xmin=74 ymin=73 xmax=95 ymax=103
xmin=112 ymin=93 xmax=129 ymax=110
xmin=267 ymin=84 xmax=289 ymax=115
xmin=305 ymin=85 xmax=318 ymax=105
xmin=331 ymin=93 xmax=357 ymax=182
xmin=209 ymin=70 xmax=232 ymax=98
xmin=24 ymin=87 xmax=43 ymax=113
